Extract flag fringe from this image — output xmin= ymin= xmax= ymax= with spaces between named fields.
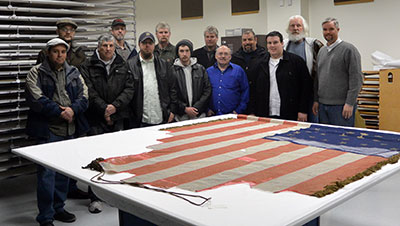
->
xmin=312 ymin=152 xmax=400 ymax=197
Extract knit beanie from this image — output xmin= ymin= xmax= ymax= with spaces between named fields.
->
xmin=175 ymin=39 xmax=193 ymax=56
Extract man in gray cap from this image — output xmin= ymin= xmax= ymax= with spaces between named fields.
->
xmin=26 ymin=38 xmax=89 ymax=226
xmin=171 ymin=39 xmax=211 ymax=121
xmin=111 ymin=18 xmax=137 ymax=61
xmin=37 ymin=19 xmax=86 ymax=67
xmin=127 ymin=31 xmax=178 ymax=128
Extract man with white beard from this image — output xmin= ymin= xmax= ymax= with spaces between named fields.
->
xmin=284 ymin=15 xmax=323 ymax=122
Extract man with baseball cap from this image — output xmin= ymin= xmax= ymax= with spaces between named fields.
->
xmin=37 ymin=19 xmax=86 ymax=68
xmin=111 ymin=18 xmax=137 ymax=61
xmin=127 ymin=31 xmax=178 ymax=128
xmin=38 ymin=19 xmax=89 ymax=201
xmin=171 ymin=39 xmax=211 ymax=121
xmin=26 ymin=38 xmax=89 ymax=226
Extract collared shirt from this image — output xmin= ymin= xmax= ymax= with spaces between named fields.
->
xmin=327 ymin=38 xmax=342 ymax=52
xmin=204 ymin=46 xmax=216 ymax=63
xmin=207 ymin=62 xmax=249 ymax=115
xmin=155 ymin=43 xmax=176 ymax=64
xmin=140 ymin=54 xmax=163 ymax=124
xmin=269 ymin=57 xmax=281 ymax=116
xmin=49 ymin=65 xmax=75 ymax=136
xmin=115 ymin=41 xmax=133 ymax=61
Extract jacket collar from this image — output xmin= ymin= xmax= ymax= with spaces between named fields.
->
xmin=90 ymin=50 xmax=124 ymax=66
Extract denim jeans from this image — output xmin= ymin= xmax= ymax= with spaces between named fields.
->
xmin=36 ymin=132 xmax=73 ymax=224
xmin=318 ymin=103 xmax=355 ymax=127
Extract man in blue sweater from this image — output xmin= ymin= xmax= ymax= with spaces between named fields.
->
xmin=312 ymin=17 xmax=363 ymax=127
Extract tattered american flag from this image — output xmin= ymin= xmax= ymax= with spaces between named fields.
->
xmin=99 ymin=115 xmax=399 ymax=196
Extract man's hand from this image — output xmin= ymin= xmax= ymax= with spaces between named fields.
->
xmin=105 ymin=115 xmax=113 ymax=126
xmin=185 ymin=107 xmax=199 ymax=118
xmin=312 ymin=102 xmax=319 ymax=116
xmin=297 ymin=112 xmax=307 ymax=122
xmin=168 ymin=112 xmax=175 ymax=123
xmin=104 ymin=104 xmax=117 ymax=117
xmin=207 ymin=109 xmax=215 ymax=117
xmin=342 ymin=104 xmax=354 ymax=119
xmin=60 ymin=106 xmax=74 ymax=123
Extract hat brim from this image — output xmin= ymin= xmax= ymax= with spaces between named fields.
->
xmin=57 ymin=23 xmax=78 ymax=29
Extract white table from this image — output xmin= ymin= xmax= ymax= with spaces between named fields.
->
xmin=13 ymin=115 xmax=400 ymax=226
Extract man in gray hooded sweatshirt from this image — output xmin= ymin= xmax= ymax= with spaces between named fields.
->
xmin=171 ymin=39 xmax=212 ymax=121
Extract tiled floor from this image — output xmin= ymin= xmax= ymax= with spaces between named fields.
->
xmin=0 ymin=174 xmax=118 ymax=226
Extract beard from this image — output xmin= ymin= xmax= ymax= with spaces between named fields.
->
xmin=288 ymin=32 xmax=306 ymax=42
xmin=141 ymin=51 xmax=153 ymax=60
xmin=115 ymin=35 xmax=124 ymax=41
xmin=243 ymin=45 xmax=254 ymax=53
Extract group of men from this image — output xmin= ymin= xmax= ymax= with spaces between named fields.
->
xmin=26 ymin=15 xmax=362 ymax=226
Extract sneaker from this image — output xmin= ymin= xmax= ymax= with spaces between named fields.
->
xmin=67 ymin=188 xmax=89 ymax=199
xmin=88 ymin=200 xmax=103 ymax=214
xmin=54 ymin=210 xmax=76 ymax=223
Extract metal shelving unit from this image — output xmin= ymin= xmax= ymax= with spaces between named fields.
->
xmin=0 ymin=0 xmax=136 ymax=179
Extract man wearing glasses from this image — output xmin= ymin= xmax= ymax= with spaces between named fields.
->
xmin=36 ymin=19 xmax=86 ymax=67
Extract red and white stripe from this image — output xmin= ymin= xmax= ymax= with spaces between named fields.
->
xmin=101 ymin=115 xmax=385 ymax=196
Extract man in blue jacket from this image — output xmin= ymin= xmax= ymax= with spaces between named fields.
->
xmin=25 ymin=38 xmax=89 ymax=226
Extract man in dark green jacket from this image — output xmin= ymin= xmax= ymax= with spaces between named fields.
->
xmin=37 ymin=19 xmax=86 ymax=68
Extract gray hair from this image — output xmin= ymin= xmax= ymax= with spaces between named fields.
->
xmin=97 ymin=34 xmax=115 ymax=47
xmin=155 ymin=22 xmax=171 ymax=33
xmin=204 ymin=25 xmax=219 ymax=37
xmin=322 ymin=17 xmax=339 ymax=28
xmin=243 ymin=30 xmax=256 ymax=37
xmin=286 ymin=15 xmax=309 ymax=36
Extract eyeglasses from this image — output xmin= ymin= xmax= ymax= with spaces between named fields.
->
xmin=60 ymin=28 xmax=76 ymax=33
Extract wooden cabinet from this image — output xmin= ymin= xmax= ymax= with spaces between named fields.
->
xmin=379 ymin=69 xmax=400 ymax=132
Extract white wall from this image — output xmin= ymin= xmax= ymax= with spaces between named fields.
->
xmin=308 ymin=0 xmax=400 ymax=70
xmin=135 ymin=0 xmax=299 ymax=49
xmin=136 ymin=0 xmax=399 ymax=70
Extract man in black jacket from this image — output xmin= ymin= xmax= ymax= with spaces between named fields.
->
xmin=192 ymin=25 xmax=219 ymax=69
xmin=80 ymin=34 xmax=134 ymax=135
xmin=248 ymin=31 xmax=311 ymax=122
xmin=231 ymin=30 xmax=267 ymax=86
xmin=231 ymin=30 xmax=267 ymax=114
xmin=171 ymin=39 xmax=211 ymax=121
xmin=127 ymin=32 xmax=178 ymax=128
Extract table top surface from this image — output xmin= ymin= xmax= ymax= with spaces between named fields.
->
xmin=13 ymin=114 xmax=400 ymax=226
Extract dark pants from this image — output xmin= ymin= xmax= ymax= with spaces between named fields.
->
xmin=36 ymin=132 xmax=73 ymax=224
